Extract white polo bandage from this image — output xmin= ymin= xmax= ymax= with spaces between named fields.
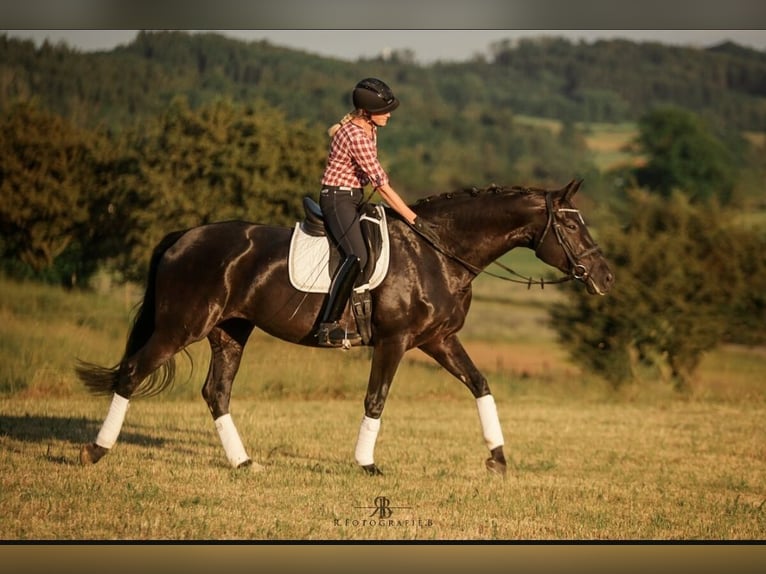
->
xmin=95 ymin=393 xmax=130 ymax=449
xmin=215 ymin=414 xmax=250 ymax=467
xmin=476 ymin=394 xmax=504 ymax=450
xmin=354 ymin=415 xmax=381 ymax=466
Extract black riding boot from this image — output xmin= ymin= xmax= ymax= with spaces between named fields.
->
xmin=316 ymin=255 xmax=363 ymax=348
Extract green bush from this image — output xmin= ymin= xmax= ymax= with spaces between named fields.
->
xmin=549 ymin=189 xmax=766 ymax=391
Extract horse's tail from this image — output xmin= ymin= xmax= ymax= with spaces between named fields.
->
xmin=76 ymin=230 xmax=188 ymax=398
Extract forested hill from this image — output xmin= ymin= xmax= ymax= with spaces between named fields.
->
xmin=2 ymin=30 xmax=765 ymax=133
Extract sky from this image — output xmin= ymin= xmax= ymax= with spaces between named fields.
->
xmin=4 ymin=29 xmax=766 ymax=64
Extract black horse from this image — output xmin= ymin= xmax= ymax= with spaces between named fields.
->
xmin=77 ymin=179 xmax=613 ymax=476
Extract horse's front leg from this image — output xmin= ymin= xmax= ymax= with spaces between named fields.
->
xmin=420 ymin=335 xmax=507 ymax=476
xmin=356 ymin=338 xmax=407 ymax=475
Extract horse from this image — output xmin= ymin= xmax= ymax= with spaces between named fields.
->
xmin=76 ymin=178 xmax=613 ymax=476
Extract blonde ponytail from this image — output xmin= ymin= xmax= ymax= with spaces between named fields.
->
xmin=327 ymin=110 xmax=363 ymax=137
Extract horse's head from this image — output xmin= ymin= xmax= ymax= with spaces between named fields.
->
xmin=533 ymin=179 xmax=614 ymax=295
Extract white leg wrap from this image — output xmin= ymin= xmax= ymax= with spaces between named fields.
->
xmin=215 ymin=414 xmax=250 ymax=467
xmin=476 ymin=394 xmax=504 ymax=450
xmin=354 ymin=415 xmax=381 ymax=466
xmin=95 ymin=393 xmax=130 ymax=449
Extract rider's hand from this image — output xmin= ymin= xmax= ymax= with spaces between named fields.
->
xmin=412 ymin=217 xmax=441 ymax=247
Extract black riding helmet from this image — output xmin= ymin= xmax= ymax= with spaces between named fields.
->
xmin=352 ymin=78 xmax=400 ymax=115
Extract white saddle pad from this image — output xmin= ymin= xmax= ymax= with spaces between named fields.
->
xmin=288 ymin=205 xmax=390 ymax=293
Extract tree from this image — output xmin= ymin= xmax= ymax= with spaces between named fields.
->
xmin=631 ymin=106 xmax=738 ymax=203
xmin=109 ymin=97 xmax=327 ymax=280
xmin=0 ymin=102 xmax=114 ymax=284
xmin=548 ymin=189 xmax=759 ymax=391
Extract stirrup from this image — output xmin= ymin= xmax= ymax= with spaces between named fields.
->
xmin=317 ymin=322 xmax=362 ymax=349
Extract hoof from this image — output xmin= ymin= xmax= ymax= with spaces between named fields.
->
xmin=485 ymin=457 xmax=507 ymax=477
xmin=361 ymin=463 xmax=383 ymax=476
xmin=79 ymin=443 xmax=108 ymax=465
xmin=236 ymin=459 xmax=266 ymax=472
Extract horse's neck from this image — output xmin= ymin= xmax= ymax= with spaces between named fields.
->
xmin=419 ymin=192 xmax=542 ymax=270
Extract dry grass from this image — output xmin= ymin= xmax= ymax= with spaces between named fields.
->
xmin=581 ymin=123 xmax=643 ymax=171
xmin=1 ymin=391 xmax=764 ymax=540
xmin=1 ymin=276 xmax=765 ymax=541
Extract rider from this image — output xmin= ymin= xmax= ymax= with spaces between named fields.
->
xmin=316 ymin=77 xmax=422 ymax=347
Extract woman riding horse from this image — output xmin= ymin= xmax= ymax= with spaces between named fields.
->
xmin=317 ymin=77 xmax=436 ymax=347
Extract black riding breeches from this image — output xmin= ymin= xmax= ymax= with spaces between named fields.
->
xmin=319 ymin=187 xmax=369 ymax=274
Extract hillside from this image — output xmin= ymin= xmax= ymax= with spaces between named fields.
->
xmin=2 ymin=31 xmax=765 ymax=132
xmin=2 ymin=31 xmax=765 ymax=366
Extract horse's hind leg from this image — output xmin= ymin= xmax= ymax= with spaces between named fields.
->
xmin=202 ymin=319 xmax=262 ymax=470
xmin=80 ymin=393 xmax=129 ymax=465
xmin=80 ymin=336 xmax=181 ymax=465
xmin=420 ymin=335 xmax=507 ymax=476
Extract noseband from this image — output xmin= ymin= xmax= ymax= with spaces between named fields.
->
xmin=534 ymin=192 xmax=601 ymax=281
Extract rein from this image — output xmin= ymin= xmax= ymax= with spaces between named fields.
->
xmin=411 ymin=192 xmax=597 ymax=289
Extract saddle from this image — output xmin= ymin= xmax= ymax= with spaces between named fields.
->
xmin=288 ymin=197 xmax=391 ymax=344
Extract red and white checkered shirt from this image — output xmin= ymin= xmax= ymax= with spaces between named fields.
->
xmin=321 ymin=121 xmax=389 ymax=189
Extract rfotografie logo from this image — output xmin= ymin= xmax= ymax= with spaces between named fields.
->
xmin=334 ymin=496 xmax=434 ymax=529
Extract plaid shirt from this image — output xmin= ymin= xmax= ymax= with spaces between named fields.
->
xmin=321 ymin=121 xmax=389 ymax=189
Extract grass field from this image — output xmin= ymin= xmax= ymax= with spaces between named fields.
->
xmin=1 ymin=271 xmax=764 ymax=541
xmin=514 ymin=115 xmax=640 ymax=171
xmin=581 ymin=122 xmax=642 ymax=171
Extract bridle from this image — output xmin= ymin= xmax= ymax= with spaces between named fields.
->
xmin=411 ymin=192 xmax=601 ymax=289
xmin=532 ymin=192 xmax=602 ymax=283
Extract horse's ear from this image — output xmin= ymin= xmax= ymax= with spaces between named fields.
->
xmin=563 ymin=179 xmax=583 ymax=201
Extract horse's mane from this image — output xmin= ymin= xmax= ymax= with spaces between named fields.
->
xmin=414 ymin=183 xmax=548 ymax=206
